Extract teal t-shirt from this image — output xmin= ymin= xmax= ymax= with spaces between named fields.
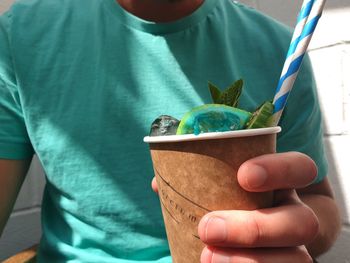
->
xmin=0 ymin=0 xmax=328 ymax=262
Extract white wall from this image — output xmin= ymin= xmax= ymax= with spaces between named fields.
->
xmin=1 ymin=0 xmax=349 ymax=261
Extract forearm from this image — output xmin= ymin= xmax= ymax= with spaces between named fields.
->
xmin=0 ymin=159 xmax=31 ymax=236
xmin=300 ymin=193 xmax=341 ymax=258
xmin=0 ymin=177 xmax=23 ymax=236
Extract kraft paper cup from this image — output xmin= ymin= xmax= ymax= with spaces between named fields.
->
xmin=144 ymin=126 xmax=281 ymax=263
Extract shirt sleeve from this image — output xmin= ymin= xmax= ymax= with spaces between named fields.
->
xmin=276 ymin=54 xmax=328 ymax=184
xmin=0 ymin=11 xmax=34 ymax=159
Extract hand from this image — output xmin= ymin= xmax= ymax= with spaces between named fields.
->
xmin=198 ymin=152 xmax=319 ymax=263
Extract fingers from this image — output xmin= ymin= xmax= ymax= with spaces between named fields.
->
xmin=198 ymin=203 xmax=319 ymax=248
xmin=201 ymin=246 xmax=313 ymax=263
xmin=151 ymin=177 xmax=158 ymax=193
xmin=197 ymin=152 xmax=319 ymax=262
xmin=237 ymin=152 xmax=318 ymax=192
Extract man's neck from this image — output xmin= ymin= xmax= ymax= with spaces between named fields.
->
xmin=116 ymin=0 xmax=205 ymax=22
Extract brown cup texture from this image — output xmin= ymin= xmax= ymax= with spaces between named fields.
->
xmin=146 ymin=128 xmax=278 ymax=262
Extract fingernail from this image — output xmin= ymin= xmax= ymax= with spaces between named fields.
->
xmin=246 ymin=164 xmax=267 ymax=188
xmin=205 ymin=217 xmax=227 ymax=243
xmin=201 ymin=247 xmax=231 ymax=263
xmin=212 ymin=253 xmax=231 ymax=263
xmin=200 ymin=247 xmax=213 ymax=263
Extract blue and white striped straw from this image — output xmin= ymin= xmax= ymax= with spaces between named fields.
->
xmin=271 ymin=0 xmax=326 ymax=125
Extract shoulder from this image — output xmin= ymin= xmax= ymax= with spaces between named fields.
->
xmin=219 ymin=0 xmax=293 ymax=44
xmin=5 ymin=0 xmax=69 ymax=16
xmin=225 ymin=1 xmax=291 ymax=30
xmin=2 ymin=0 xmax=102 ymax=44
xmin=3 ymin=0 xmax=98 ymax=27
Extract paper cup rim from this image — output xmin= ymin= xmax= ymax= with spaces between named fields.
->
xmin=143 ymin=126 xmax=281 ymax=143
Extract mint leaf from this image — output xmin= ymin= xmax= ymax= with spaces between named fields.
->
xmin=208 ymin=82 xmax=222 ymax=104
xmin=245 ymin=100 xmax=274 ymax=129
xmin=220 ymin=79 xmax=243 ymax=107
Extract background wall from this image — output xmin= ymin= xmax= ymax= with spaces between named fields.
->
xmin=1 ymin=0 xmax=349 ymax=261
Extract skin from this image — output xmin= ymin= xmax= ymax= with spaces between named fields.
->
xmin=0 ymin=1 xmax=341 ymax=262
xmin=0 ymin=159 xmax=32 ymax=236
xmin=116 ymin=0 xmax=204 ymax=22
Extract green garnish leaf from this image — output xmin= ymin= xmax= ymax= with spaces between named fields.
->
xmin=220 ymin=79 xmax=243 ymax=107
xmin=245 ymin=100 xmax=274 ymax=129
xmin=208 ymin=79 xmax=243 ymax=107
xmin=208 ymin=82 xmax=222 ymax=104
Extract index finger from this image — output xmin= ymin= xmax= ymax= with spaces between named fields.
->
xmin=237 ymin=152 xmax=318 ymax=192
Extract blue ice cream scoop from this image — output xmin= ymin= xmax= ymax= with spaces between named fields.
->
xmin=176 ymin=104 xmax=252 ymax=135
